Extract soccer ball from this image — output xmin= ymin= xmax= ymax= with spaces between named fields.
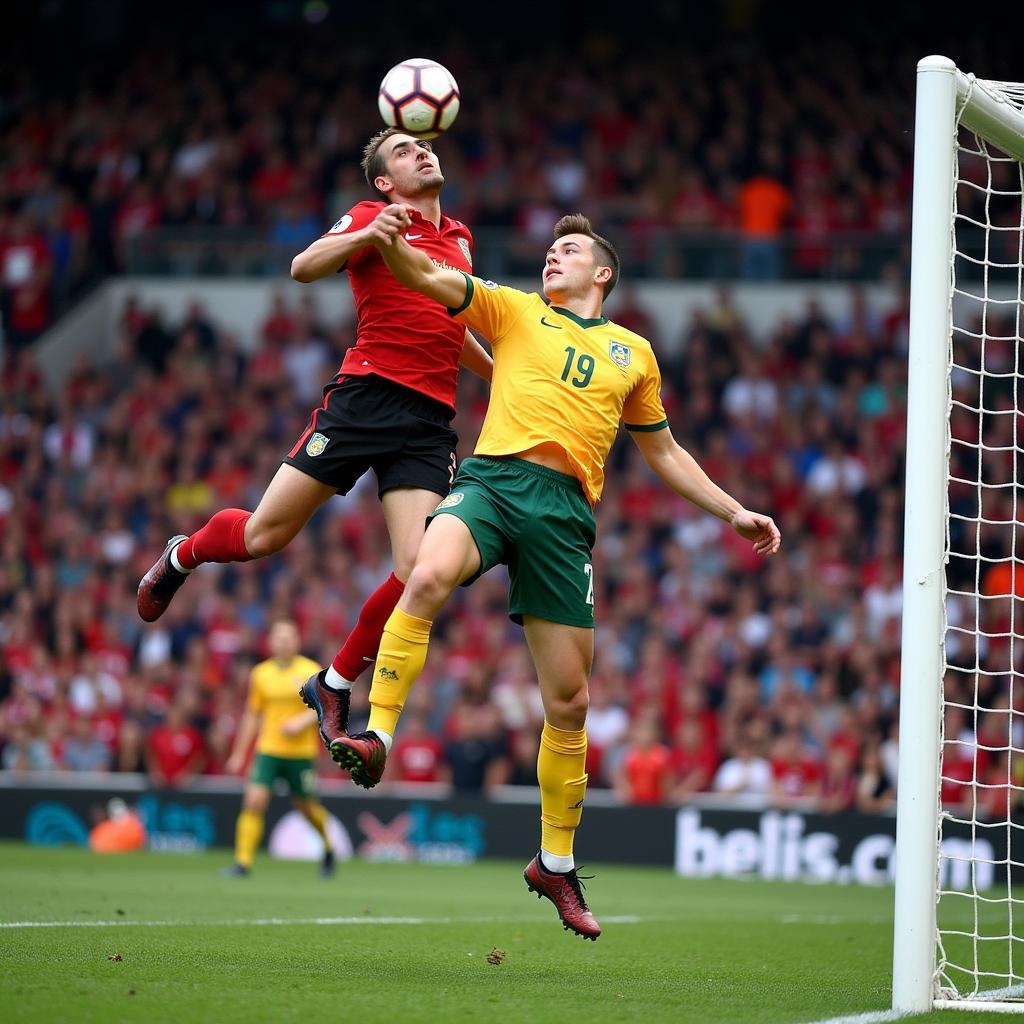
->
xmin=377 ymin=58 xmax=460 ymax=140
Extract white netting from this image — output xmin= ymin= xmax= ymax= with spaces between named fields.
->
xmin=938 ymin=73 xmax=1024 ymax=1006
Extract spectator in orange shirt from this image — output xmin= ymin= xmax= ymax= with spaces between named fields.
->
xmin=738 ymin=145 xmax=791 ymax=280
xmin=615 ymin=715 xmax=673 ymax=805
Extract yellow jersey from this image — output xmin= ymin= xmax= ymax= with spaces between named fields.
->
xmin=247 ymin=654 xmax=322 ymax=759
xmin=452 ymin=275 xmax=667 ymax=504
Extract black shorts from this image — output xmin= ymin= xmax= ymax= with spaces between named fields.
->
xmin=283 ymin=374 xmax=458 ymax=499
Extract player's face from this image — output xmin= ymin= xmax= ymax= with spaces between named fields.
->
xmin=378 ymin=135 xmax=444 ymax=198
xmin=268 ymin=622 xmax=300 ymax=660
xmin=542 ymin=235 xmax=609 ymax=301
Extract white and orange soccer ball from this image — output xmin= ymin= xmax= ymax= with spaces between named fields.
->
xmin=377 ymin=58 xmax=460 ymax=140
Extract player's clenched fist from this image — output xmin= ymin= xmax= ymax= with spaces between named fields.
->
xmin=368 ymin=204 xmax=412 ymax=246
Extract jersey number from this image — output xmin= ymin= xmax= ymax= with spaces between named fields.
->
xmin=561 ymin=346 xmax=595 ymax=389
xmin=583 ymin=562 xmax=594 ymax=605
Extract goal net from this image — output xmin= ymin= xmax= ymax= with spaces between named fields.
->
xmin=895 ymin=57 xmax=1024 ymax=1014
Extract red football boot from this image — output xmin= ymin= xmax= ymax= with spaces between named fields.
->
xmin=137 ymin=535 xmax=190 ymax=622
xmin=523 ymin=854 xmax=601 ymax=940
xmin=331 ymin=731 xmax=387 ymax=789
xmin=298 ymin=671 xmax=351 ymax=750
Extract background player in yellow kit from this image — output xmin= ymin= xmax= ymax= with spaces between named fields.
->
xmin=331 ymin=208 xmax=781 ymax=937
xmin=223 ymin=619 xmax=334 ymax=877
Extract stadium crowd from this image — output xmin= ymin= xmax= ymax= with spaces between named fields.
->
xmin=4 ymin=6 xmax=1021 ymax=817
xmin=0 ymin=9 xmax=951 ymax=346
xmin=0 ymin=274 xmax=931 ymax=816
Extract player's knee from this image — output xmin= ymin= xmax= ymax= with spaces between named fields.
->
xmin=243 ymin=790 xmax=269 ymax=813
xmin=549 ymin=685 xmax=589 ymax=730
xmin=391 ymin=548 xmax=418 ymax=583
xmin=405 ymin=561 xmax=458 ymax=610
xmin=244 ymin=518 xmax=293 ymax=558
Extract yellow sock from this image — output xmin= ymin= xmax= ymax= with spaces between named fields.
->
xmin=367 ymin=607 xmax=433 ymax=737
xmin=235 ymin=809 xmax=264 ymax=868
xmin=537 ymin=722 xmax=588 ymax=857
xmin=303 ymin=802 xmax=329 ymax=845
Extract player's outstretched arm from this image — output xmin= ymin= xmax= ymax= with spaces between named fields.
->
xmin=630 ymin=425 xmax=781 ymax=556
xmin=372 ymin=205 xmax=468 ymax=309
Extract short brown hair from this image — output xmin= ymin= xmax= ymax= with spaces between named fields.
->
xmin=360 ymin=127 xmax=406 ymax=197
xmin=553 ymin=214 xmax=620 ymax=298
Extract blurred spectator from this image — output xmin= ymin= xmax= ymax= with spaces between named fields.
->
xmin=856 ymin=742 xmax=896 ymax=814
xmin=615 ymin=714 xmax=673 ymax=806
xmin=818 ymin=745 xmax=857 ymax=814
xmin=146 ymin=701 xmax=206 ymax=788
xmin=63 ymin=716 xmax=113 ymax=773
xmin=737 ymin=146 xmax=791 ymax=280
xmin=115 ymin=720 xmax=148 ymax=774
xmin=443 ymin=694 xmax=509 ymax=794
xmin=669 ymin=718 xmax=719 ymax=803
xmin=2 ymin=722 xmax=56 ymax=772
xmin=713 ymin=731 xmax=772 ymax=798
xmin=390 ymin=710 xmax=446 ymax=785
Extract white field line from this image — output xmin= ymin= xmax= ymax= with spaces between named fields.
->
xmin=797 ymin=1011 xmax=912 ymax=1024
xmin=0 ymin=914 xmax=644 ymax=930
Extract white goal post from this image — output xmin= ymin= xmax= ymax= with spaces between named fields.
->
xmin=894 ymin=56 xmax=1024 ymax=1013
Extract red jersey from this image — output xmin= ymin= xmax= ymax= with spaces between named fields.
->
xmin=326 ymin=201 xmax=473 ymax=412
xmin=148 ymin=724 xmax=205 ymax=785
xmin=392 ymin=735 xmax=445 ymax=783
xmin=623 ymin=744 xmax=673 ymax=805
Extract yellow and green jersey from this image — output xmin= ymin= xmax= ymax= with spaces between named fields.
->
xmin=451 ymin=274 xmax=668 ymax=505
xmin=247 ymin=655 xmax=322 ymax=759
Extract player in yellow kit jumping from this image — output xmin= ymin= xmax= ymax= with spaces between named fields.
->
xmin=224 ymin=619 xmax=335 ymax=877
xmin=329 ymin=209 xmax=782 ymax=937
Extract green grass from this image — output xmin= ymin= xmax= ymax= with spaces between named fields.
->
xmin=0 ymin=841 xmax=1016 ymax=1023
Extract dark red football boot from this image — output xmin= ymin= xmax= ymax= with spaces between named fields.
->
xmin=137 ymin=535 xmax=190 ymax=622
xmin=523 ymin=854 xmax=601 ymax=940
xmin=330 ymin=731 xmax=387 ymax=789
xmin=298 ymin=671 xmax=351 ymax=750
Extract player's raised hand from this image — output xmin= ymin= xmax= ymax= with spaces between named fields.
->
xmin=368 ymin=204 xmax=412 ymax=246
xmin=730 ymin=509 xmax=781 ymax=556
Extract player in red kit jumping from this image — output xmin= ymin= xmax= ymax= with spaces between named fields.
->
xmin=138 ymin=130 xmax=491 ymax=771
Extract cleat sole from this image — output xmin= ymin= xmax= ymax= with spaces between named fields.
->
xmin=330 ymin=742 xmax=379 ymax=790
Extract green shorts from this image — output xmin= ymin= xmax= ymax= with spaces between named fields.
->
xmin=249 ymin=753 xmax=318 ymax=798
xmin=428 ymin=456 xmax=597 ymax=628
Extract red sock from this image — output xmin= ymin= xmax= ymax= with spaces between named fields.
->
xmin=332 ymin=573 xmax=406 ymax=681
xmin=175 ymin=508 xmax=254 ymax=570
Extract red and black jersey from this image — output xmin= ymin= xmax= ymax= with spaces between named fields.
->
xmin=325 ymin=200 xmax=474 ymax=413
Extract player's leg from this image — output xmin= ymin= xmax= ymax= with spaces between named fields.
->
xmin=330 ymin=506 xmax=488 ymax=787
xmin=500 ymin=460 xmax=600 ymax=937
xmin=521 ymin=617 xmax=601 ymax=939
xmin=226 ymin=771 xmax=272 ymax=876
xmin=285 ymin=758 xmax=333 ymax=875
xmin=323 ymin=486 xmax=440 ymax=690
xmin=290 ymin=758 xmax=335 ymax=877
xmin=304 ymin=383 xmax=457 ymax=744
xmin=138 ymin=464 xmax=335 ymax=622
xmin=525 ymin=617 xmax=592 ymax=861
xmin=139 ymin=377 xmax=378 ymax=624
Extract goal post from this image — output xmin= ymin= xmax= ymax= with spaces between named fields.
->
xmin=894 ymin=56 xmax=1024 ymax=1013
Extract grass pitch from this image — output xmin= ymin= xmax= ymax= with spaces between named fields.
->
xmin=0 ymin=842 xmax=1014 ymax=1023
